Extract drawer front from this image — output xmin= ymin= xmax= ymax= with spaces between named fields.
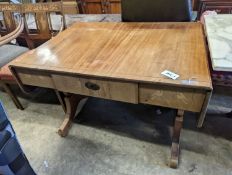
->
xmin=52 ymin=75 xmax=138 ymax=104
xmin=16 ymin=69 xmax=54 ymax=89
xmin=139 ymin=84 xmax=206 ymax=112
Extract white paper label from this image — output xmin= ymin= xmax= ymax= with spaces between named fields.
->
xmin=161 ymin=70 xmax=179 ymax=80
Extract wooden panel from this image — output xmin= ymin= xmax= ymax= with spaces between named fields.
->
xmin=107 ymin=0 xmax=121 ymax=14
xmin=81 ymin=0 xmax=105 ymax=14
xmin=139 ymin=84 xmax=206 ymax=112
xmin=21 ymin=2 xmax=63 ymax=13
xmin=35 ymin=12 xmax=50 ymax=35
xmin=63 ymin=1 xmax=79 ymax=14
xmin=47 ymin=0 xmax=79 ymax=14
xmin=0 ymin=4 xmax=21 ymax=32
xmin=63 ymin=5 xmax=79 ymax=14
xmin=52 ymin=74 xmax=138 ymax=103
xmin=16 ymin=69 xmax=54 ymax=89
xmin=192 ymin=0 xmax=199 ymax=10
xmin=0 ymin=4 xmax=21 ymax=11
xmin=3 ymin=11 xmax=15 ymax=32
xmin=80 ymin=0 xmax=121 ymax=14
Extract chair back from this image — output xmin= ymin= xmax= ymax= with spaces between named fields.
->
xmin=0 ymin=4 xmax=21 ymax=34
xmin=21 ymin=2 xmax=66 ymax=48
xmin=121 ymin=0 xmax=192 ymax=22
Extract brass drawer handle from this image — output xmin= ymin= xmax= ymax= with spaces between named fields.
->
xmin=85 ymin=82 xmax=100 ymax=91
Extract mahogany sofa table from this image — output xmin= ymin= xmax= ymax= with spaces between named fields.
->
xmin=9 ymin=22 xmax=212 ymax=168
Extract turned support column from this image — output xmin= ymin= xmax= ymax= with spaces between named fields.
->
xmin=55 ymin=91 xmax=86 ymax=137
xmin=170 ymin=109 xmax=184 ymax=168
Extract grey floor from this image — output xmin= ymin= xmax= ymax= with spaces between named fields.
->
xmin=0 ymin=86 xmax=232 ymax=175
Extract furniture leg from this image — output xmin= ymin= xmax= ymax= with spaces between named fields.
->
xmin=57 ymin=93 xmax=86 ymax=137
xmin=197 ymin=90 xmax=212 ymax=128
xmin=24 ymin=37 xmax=35 ymax=50
xmin=2 ymin=83 xmax=24 ymax=110
xmin=55 ymin=90 xmax=66 ymax=112
xmin=170 ymin=109 xmax=184 ymax=169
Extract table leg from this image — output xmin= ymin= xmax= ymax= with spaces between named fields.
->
xmin=197 ymin=91 xmax=212 ymax=128
xmin=170 ymin=109 xmax=184 ymax=169
xmin=56 ymin=92 xmax=86 ymax=137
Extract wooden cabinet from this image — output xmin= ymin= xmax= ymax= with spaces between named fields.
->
xmin=198 ymin=0 xmax=232 ymax=18
xmin=80 ymin=0 xmax=121 ymax=14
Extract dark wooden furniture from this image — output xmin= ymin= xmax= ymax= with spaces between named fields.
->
xmin=197 ymin=0 xmax=232 ymax=19
xmin=79 ymin=0 xmax=121 ymax=14
xmin=10 ymin=22 xmax=212 ymax=168
xmin=192 ymin=0 xmax=197 ymax=10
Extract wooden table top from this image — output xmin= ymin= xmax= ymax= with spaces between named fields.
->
xmin=10 ymin=22 xmax=212 ymax=89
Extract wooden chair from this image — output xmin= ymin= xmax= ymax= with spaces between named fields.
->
xmin=20 ymin=2 xmax=66 ymax=49
xmin=0 ymin=2 xmax=66 ymax=109
xmin=0 ymin=14 xmax=28 ymax=110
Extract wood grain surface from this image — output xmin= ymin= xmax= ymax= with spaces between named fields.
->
xmin=139 ymin=84 xmax=206 ymax=112
xmin=10 ymin=22 xmax=212 ymax=90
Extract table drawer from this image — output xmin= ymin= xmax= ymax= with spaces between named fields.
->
xmin=16 ymin=69 xmax=54 ymax=89
xmin=139 ymin=84 xmax=206 ymax=112
xmin=52 ymin=75 xmax=138 ymax=104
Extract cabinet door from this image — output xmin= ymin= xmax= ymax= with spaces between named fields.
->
xmin=81 ymin=0 xmax=105 ymax=14
xmin=106 ymin=0 xmax=121 ymax=14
